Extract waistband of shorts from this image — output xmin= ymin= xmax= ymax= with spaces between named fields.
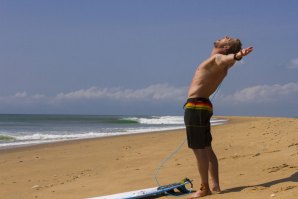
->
xmin=183 ymin=97 xmax=213 ymax=111
xmin=186 ymin=97 xmax=211 ymax=103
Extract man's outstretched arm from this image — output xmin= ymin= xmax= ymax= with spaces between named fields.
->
xmin=215 ymin=46 xmax=254 ymax=66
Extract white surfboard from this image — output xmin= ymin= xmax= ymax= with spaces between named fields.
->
xmin=86 ymin=178 xmax=192 ymax=199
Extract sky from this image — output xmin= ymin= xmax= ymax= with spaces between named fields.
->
xmin=0 ymin=0 xmax=297 ymax=117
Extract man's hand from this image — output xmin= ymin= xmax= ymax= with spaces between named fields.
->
xmin=236 ymin=47 xmax=253 ymax=59
xmin=241 ymin=46 xmax=253 ymax=56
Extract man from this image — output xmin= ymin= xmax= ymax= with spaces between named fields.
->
xmin=184 ymin=36 xmax=253 ymax=198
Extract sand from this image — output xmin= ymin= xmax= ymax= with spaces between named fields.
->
xmin=0 ymin=116 xmax=297 ymax=199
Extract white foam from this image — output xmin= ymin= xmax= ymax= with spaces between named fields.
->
xmin=124 ymin=116 xmax=184 ymax=125
xmin=211 ymin=119 xmax=228 ymax=126
xmin=0 ymin=116 xmax=228 ymax=149
xmin=125 ymin=116 xmax=227 ymax=126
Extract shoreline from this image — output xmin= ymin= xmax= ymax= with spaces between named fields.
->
xmin=0 ymin=127 xmax=185 ymax=153
xmin=0 ymin=116 xmax=297 ymax=199
xmin=0 ymin=116 xmax=228 ymax=151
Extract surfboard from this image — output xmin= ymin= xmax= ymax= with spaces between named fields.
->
xmin=86 ymin=178 xmax=193 ymax=199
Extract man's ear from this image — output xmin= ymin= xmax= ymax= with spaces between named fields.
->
xmin=221 ymin=45 xmax=230 ymax=55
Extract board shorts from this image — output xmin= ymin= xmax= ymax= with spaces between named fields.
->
xmin=184 ymin=98 xmax=213 ymax=149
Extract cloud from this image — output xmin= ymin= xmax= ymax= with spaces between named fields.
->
xmin=3 ymin=83 xmax=298 ymax=106
xmin=288 ymin=58 xmax=298 ymax=69
xmin=221 ymin=82 xmax=298 ymax=103
xmin=55 ymin=84 xmax=187 ymax=101
xmin=0 ymin=92 xmax=46 ymax=105
xmin=15 ymin=91 xmax=27 ymax=98
xmin=0 ymin=84 xmax=187 ymax=105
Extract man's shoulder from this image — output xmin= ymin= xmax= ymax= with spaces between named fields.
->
xmin=213 ymin=53 xmax=235 ymax=67
xmin=207 ymin=54 xmax=223 ymax=63
xmin=200 ymin=54 xmax=218 ymax=66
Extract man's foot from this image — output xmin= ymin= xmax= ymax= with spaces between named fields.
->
xmin=188 ymin=184 xmax=211 ymax=199
xmin=211 ymin=186 xmax=221 ymax=194
xmin=211 ymin=184 xmax=221 ymax=194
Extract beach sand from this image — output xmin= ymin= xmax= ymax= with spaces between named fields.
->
xmin=0 ymin=116 xmax=297 ymax=199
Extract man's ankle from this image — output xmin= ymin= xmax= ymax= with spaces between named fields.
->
xmin=200 ymin=183 xmax=211 ymax=191
xmin=211 ymin=183 xmax=221 ymax=192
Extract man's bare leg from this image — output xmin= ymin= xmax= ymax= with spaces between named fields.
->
xmin=189 ymin=149 xmax=212 ymax=198
xmin=206 ymin=146 xmax=221 ymax=192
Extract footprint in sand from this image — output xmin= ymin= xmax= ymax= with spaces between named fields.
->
xmin=123 ymin=145 xmax=132 ymax=150
xmin=288 ymin=143 xmax=298 ymax=148
xmin=273 ymin=185 xmax=298 ymax=193
xmin=242 ymin=186 xmax=268 ymax=192
xmin=252 ymin=153 xmax=261 ymax=157
xmin=266 ymin=164 xmax=289 ymax=173
xmin=288 ymin=143 xmax=298 ymax=156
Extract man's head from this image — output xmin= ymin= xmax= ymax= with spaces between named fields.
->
xmin=214 ymin=36 xmax=242 ymax=55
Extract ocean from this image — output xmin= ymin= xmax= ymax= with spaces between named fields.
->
xmin=0 ymin=114 xmax=227 ymax=149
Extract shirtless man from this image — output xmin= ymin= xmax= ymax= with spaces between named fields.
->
xmin=184 ymin=36 xmax=253 ymax=198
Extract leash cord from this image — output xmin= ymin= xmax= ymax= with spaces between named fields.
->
xmin=153 ymin=138 xmax=187 ymax=187
xmin=152 ymin=83 xmax=222 ymax=190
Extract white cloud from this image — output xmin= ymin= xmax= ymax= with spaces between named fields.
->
xmin=0 ymin=84 xmax=187 ymax=105
xmin=15 ymin=91 xmax=27 ymax=98
xmin=288 ymin=58 xmax=298 ymax=69
xmin=55 ymin=84 xmax=187 ymax=101
xmin=221 ymin=83 xmax=298 ymax=103
xmin=0 ymin=92 xmax=46 ymax=105
xmin=32 ymin=94 xmax=46 ymax=99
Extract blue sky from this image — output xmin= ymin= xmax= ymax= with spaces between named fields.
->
xmin=0 ymin=0 xmax=297 ymax=117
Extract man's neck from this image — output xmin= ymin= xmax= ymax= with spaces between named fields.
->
xmin=211 ymin=48 xmax=225 ymax=56
xmin=210 ymin=49 xmax=217 ymax=56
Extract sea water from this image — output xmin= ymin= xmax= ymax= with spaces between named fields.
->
xmin=0 ymin=114 xmax=227 ymax=149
